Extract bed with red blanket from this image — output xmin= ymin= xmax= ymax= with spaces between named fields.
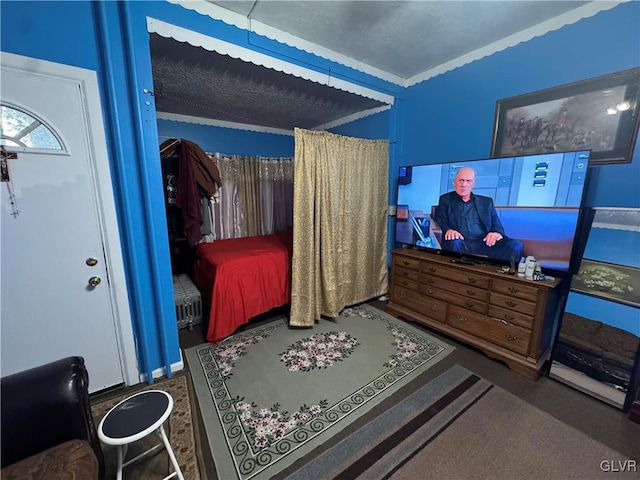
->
xmin=193 ymin=230 xmax=293 ymax=343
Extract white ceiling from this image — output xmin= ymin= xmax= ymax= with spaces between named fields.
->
xmin=207 ymin=0 xmax=594 ymax=80
xmin=152 ymin=1 xmax=623 ymax=134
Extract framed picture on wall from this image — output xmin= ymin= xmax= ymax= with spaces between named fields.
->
xmin=490 ymin=67 xmax=640 ymax=165
xmin=572 ymin=259 xmax=640 ymax=308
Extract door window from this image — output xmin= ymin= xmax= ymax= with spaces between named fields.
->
xmin=1 ymin=104 xmax=63 ymax=150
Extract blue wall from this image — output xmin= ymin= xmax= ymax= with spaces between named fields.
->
xmin=395 ymin=1 xmax=640 ymax=334
xmin=2 ymin=1 xmax=638 ymax=376
xmin=0 ymin=0 xmax=399 ymax=379
xmin=157 ymin=120 xmax=295 ymax=157
xmin=1 ymin=1 xmax=182 ymax=379
xmin=328 ymin=109 xmax=393 ymax=140
xmin=157 ymin=107 xmax=393 ymax=157
xmin=1 ymin=1 xmax=99 ymax=69
xmin=396 ymin=2 xmax=640 ymax=208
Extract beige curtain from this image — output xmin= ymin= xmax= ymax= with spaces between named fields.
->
xmin=290 ymin=128 xmax=389 ymax=327
xmin=237 ymin=155 xmax=262 ymax=236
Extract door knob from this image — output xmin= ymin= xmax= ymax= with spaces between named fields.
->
xmin=88 ymin=276 xmax=101 ymax=287
xmin=86 ymin=257 xmax=98 ymax=266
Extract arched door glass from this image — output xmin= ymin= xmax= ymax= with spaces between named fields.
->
xmin=1 ymin=104 xmax=63 ymax=150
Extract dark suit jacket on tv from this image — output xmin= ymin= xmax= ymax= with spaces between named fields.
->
xmin=435 ymin=191 xmax=507 ymax=238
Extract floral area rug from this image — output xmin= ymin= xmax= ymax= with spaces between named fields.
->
xmin=185 ymin=303 xmax=454 ymax=480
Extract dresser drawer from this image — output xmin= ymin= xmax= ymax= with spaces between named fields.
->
xmin=492 ymin=278 xmax=538 ymax=302
xmin=393 ymin=255 xmax=421 ymax=271
xmin=393 ymin=286 xmax=448 ymax=323
xmin=388 ymin=249 xmax=563 ymax=379
xmin=393 ymin=276 xmax=418 ymax=291
xmin=420 ymin=274 xmax=489 ymax=302
xmin=448 ymin=305 xmax=531 ymax=356
xmin=420 ymin=284 xmax=487 ymax=314
xmin=423 ymin=263 xmax=490 ymax=289
xmin=395 ymin=266 xmax=420 ymax=282
xmin=490 ymin=291 xmax=536 ymax=316
xmin=488 ymin=304 xmax=533 ymax=329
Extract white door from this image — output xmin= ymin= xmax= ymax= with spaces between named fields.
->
xmin=1 ymin=53 xmax=137 ymax=392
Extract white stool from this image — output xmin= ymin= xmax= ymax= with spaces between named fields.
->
xmin=98 ymin=390 xmax=185 ymax=480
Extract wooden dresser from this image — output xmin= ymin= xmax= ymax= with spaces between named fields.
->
xmin=386 ymin=248 xmax=565 ymax=380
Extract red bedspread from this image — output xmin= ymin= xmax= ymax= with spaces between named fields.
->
xmin=194 ymin=231 xmax=293 ymax=343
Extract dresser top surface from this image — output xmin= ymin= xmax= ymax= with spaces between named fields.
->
xmin=392 ymin=248 xmax=562 ymax=289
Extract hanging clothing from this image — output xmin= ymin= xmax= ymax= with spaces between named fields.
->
xmin=185 ymin=140 xmax=222 ymax=198
xmin=160 ymin=138 xmax=222 ymax=198
xmin=176 ymin=142 xmax=202 ymax=246
xmin=160 ymin=138 xmax=222 ymax=246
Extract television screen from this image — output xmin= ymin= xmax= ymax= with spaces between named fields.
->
xmin=394 ymin=150 xmax=590 ymax=274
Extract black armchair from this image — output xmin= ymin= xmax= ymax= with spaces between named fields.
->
xmin=1 ymin=356 xmax=105 ymax=479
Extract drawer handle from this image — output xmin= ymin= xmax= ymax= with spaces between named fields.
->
xmin=466 ymin=289 xmax=476 ymax=296
xmin=403 ymin=261 xmax=410 ymax=266
xmin=465 ymin=301 xmax=475 ymax=308
xmin=425 ymin=278 xmax=436 ymax=284
xmin=427 ymin=267 xmax=436 ymax=273
xmin=504 ymin=333 xmax=518 ymax=342
xmin=429 ymin=304 xmax=439 ymax=312
xmin=502 ymin=313 xmax=515 ymax=321
xmin=403 ymin=271 xmax=409 ymax=277
xmin=456 ymin=315 xmax=468 ymax=323
xmin=468 ymin=277 xmax=477 ymax=284
xmin=402 ymin=281 xmax=410 ymax=286
xmin=508 ymin=287 xmax=520 ymax=294
xmin=427 ymin=289 xmax=434 ymax=295
xmin=505 ymin=301 xmax=517 ymax=308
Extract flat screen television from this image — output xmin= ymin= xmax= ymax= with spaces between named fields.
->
xmin=394 ymin=150 xmax=591 ymax=277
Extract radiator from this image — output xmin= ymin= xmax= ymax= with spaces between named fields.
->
xmin=172 ymin=274 xmax=202 ymax=330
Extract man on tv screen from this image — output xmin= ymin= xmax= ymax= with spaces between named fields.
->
xmin=435 ymin=167 xmax=523 ymax=263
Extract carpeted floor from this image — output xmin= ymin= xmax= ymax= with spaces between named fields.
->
xmin=90 ymin=371 xmax=202 ymax=480
xmin=185 ymin=304 xmax=455 ymax=480
xmin=283 ymin=365 xmax=638 ymax=480
xmin=175 ymin=300 xmax=640 ymax=480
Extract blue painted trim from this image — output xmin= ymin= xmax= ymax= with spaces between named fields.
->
xmin=122 ymin=1 xmax=172 ymax=379
xmin=93 ymin=1 xmax=152 ymax=383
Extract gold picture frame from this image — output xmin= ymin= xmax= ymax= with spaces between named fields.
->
xmin=491 ymin=67 xmax=640 ymax=165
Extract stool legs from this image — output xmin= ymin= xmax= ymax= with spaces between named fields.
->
xmin=112 ymin=427 xmax=184 ymax=480
xmin=116 ymin=444 xmax=128 ymax=480
xmin=159 ymin=425 xmax=185 ymax=480
xmin=98 ymin=390 xmax=181 ymax=479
